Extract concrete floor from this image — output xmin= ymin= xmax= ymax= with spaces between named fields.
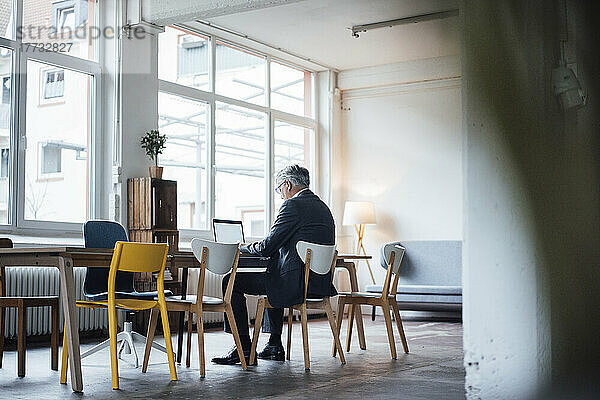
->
xmin=0 ymin=317 xmax=465 ymax=399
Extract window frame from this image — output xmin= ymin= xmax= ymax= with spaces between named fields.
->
xmin=159 ymin=24 xmax=317 ymax=241
xmin=0 ymin=0 xmax=102 ymax=235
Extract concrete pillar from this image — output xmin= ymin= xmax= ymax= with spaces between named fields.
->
xmin=103 ymin=1 xmax=158 ymax=225
xmin=462 ymin=0 xmax=600 ymax=397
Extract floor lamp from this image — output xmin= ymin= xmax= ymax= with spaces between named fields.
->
xmin=343 ymin=201 xmax=376 ymax=285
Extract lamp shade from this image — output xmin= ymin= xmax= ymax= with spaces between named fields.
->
xmin=342 ymin=201 xmax=376 ymax=225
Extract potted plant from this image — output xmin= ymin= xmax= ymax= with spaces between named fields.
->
xmin=140 ymin=129 xmax=167 ymax=179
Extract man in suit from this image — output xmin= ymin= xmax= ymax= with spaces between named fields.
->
xmin=212 ymin=165 xmax=336 ymax=365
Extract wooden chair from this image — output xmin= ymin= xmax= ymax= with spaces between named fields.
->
xmin=142 ymin=239 xmax=247 ymax=377
xmin=0 ymin=238 xmax=59 ymax=377
xmin=61 ymin=242 xmax=177 ymax=390
xmin=249 ymin=241 xmax=346 ymax=370
xmin=334 ymin=244 xmax=409 ymax=359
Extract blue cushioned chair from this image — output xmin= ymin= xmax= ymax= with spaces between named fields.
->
xmin=80 ymin=221 xmax=170 ymax=367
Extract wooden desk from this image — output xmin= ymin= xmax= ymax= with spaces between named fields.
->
xmin=0 ymin=247 xmax=366 ymax=392
xmin=0 ymin=247 xmax=238 ymax=393
xmin=335 ymin=255 xmax=371 ymax=351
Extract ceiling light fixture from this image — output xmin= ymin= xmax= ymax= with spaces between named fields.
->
xmin=350 ymin=9 xmax=459 ymax=38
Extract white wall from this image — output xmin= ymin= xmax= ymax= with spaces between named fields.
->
xmin=334 ymin=55 xmax=462 ymax=287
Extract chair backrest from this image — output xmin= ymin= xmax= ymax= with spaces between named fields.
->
xmin=296 ymin=241 xmax=336 ymax=275
xmin=381 ymin=243 xmax=406 ymax=297
xmin=296 ymin=241 xmax=337 ymax=301
xmin=83 ymin=220 xmax=135 ymax=295
xmin=108 ymin=242 xmax=169 ymax=300
xmin=190 ymin=238 xmax=240 ymax=303
xmin=191 ymin=239 xmax=238 ymax=275
xmin=0 ymin=238 xmax=13 ymax=296
xmin=383 ymin=243 xmax=405 ymax=275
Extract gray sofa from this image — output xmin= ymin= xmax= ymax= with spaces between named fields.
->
xmin=365 ymin=241 xmax=462 ymax=316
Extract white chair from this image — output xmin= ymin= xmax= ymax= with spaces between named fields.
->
xmin=249 ymin=241 xmax=346 ymax=370
xmin=142 ymin=239 xmax=247 ymax=376
xmin=334 ymin=244 xmax=409 ymax=359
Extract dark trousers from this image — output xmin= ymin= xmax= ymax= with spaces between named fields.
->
xmin=222 ymin=272 xmax=283 ymax=338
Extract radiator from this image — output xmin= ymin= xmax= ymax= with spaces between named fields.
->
xmin=2 ymin=267 xmax=108 ymax=338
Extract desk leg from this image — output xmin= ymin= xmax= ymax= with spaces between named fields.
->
xmin=345 ymin=262 xmax=366 ymax=350
xmin=176 ymin=268 xmax=188 ymax=364
xmin=58 ymin=256 xmax=83 ymax=393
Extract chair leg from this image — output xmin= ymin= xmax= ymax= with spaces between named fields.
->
xmin=345 ymin=304 xmax=355 ymax=352
xmin=17 ymin=302 xmax=26 ymax=377
xmin=197 ymin=311 xmax=205 ymax=377
xmin=381 ymin=301 xmax=397 ymax=360
xmin=372 ymin=305 xmax=376 ymax=321
xmin=323 ymin=298 xmax=345 ymax=365
xmin=158 ymin=304 xmax=178 ymax=382
xmin=108 ymin=302 xmax=120 ymax=389
xmin=390 ymin=301 xmax=409 ymax=353
xmin=286 ymin=307 xmax=293 ymax=361
xmin=299 ymin=304 xmax=310 ymax=371
xmin=186 ymin=311 xmax=192 ymax=368
xmin=0 ymin=306 xmax=4 ymax=368
xmin=224 ymin=304 xmax=247 ymax=370
xmin=60 ymin=322 xmax=69 ymax=384
xmin=333 ymin=297 xmax=345 ymax=357
xmin=142 ymin=308 xmax=159 ymax=373
xmin=249 ymin=299 xmax=265 ymax=366
xmin=51 ymin=303 xmax=59 ymax=370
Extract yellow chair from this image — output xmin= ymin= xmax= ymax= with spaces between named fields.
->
xmin=60 ymin=242 xmax=177 ymax=390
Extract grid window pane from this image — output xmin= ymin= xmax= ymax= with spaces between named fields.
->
xmin=271 ymin=61 xmax=312 ymax=117
xmin=0 ymin=48 xmax=12 ymax=224
xmin=159 ymin=26 xmax=209 ymax=92
xmin=215 ymin=102 xmax=266 ymax=237
xmin=273 ymin=121 xmax=313 ymax=217
xmin=216 ymin=41 xmax=266 ymax=106
xmin=0 ymin=0 xmax=14 ymax=39
xmin=159 ymin=92 xmax=209 ymax=230
xmin=22 ymin=0 xmax=98 ymax=61
xmin=24 ymin=60 xmax=92 ymax=223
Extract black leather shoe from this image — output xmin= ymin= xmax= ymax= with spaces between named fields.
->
xmin=211 ymin=347 xmax=257 ymax=366
xmin=257 ymin=343 xmax=285 ymax=361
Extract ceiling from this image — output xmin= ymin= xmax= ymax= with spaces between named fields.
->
xmin=203 ymin=0 xmax=460 ymax=71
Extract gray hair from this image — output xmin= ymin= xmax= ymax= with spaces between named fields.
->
xmin=276 ymin=164 xmax=310 ymax=188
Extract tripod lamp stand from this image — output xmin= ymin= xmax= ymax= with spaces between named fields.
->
xmin=343 ymin=201 xmax=376 ymax=285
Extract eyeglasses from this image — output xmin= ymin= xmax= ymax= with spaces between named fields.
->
xmin=274 ymin=181 xmax=286 ymax=195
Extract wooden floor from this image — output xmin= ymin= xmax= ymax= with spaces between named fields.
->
xmin=0 ymin=316 xmax=465 ymax=399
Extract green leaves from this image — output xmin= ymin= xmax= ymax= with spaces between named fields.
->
xmin=140 ymin=129 xmax=167 ymax=166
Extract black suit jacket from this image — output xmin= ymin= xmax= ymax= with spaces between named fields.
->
xmin=241 ymin=189 xmax=337 ymax=308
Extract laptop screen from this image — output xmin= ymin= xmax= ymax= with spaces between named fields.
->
xmin=213 ymin=219 xmax=245 ymax=243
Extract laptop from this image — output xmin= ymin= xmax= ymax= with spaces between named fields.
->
xmin=212 ymin=219 xmax=269 ymax=268
xmin=212 ymin=219 xmax=245 ymax=243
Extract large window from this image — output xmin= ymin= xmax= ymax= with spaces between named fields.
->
xmin=159 ymin=26 xmax=316 ymax=237
xmin=0 ymin=0 xmax=100 ymax=232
